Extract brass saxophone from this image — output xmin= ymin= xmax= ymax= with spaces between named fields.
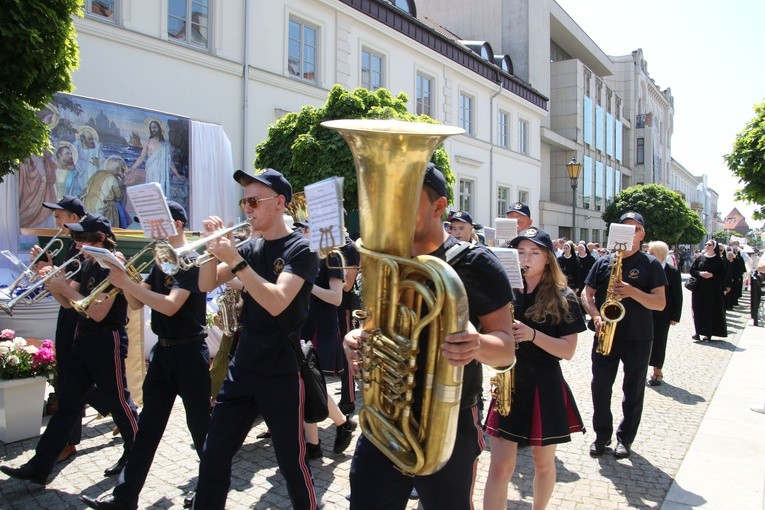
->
xmin=215 ymin=286 xmax=242 ymax=337
xmin=488 ymin=303 xmax=515 ymax=416
xmin=596 ymin=250 xmax=626 ymax=355
xmin=322 ymin=119 xmax=466 ymax=476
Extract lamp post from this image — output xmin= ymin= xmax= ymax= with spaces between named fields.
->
xmin=566 ymin=157 xmax=582 ymax=241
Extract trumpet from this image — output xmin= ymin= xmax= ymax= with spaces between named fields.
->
xmin=153 ymin=221 xmax=253 ymax=276
xmin=0 ymin=255 xmax=82 ymax=316
xmin=70 ymin=243 xmax=156 ymax=319
xmin=6 ymin=229 xmax=65 ymax=292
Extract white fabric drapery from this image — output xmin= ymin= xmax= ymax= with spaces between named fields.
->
xmin=189 ymin=120 xmax=237 ymax=231
xmin=0 ymin=173 xmax=20 ymax=273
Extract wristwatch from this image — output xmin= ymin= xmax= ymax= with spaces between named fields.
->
xmin=230 ymin=259 xmax=248 ymax=274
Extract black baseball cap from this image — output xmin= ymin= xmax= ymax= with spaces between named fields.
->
xmin=450 ymin=211 xmax=473 ymax=225
xmin=506 ymin=201 xmax=531 ymax=217
xmin=133 ymin=200 xmax=188 ymax=226
xmin=293 ymin=218 xmax=309 ymax=229
xmin=619 ymin=211 xmax=645 ymax=226
xmin=43 ymin=195 xmax=86 ymax=217
xmin=509 ymin=227 xmax=554 ymax=253
xmin=233 ymin=168 xmax=293 ymax=204
xmin=423 ymin=163 xmax=448 ymax=198
xmin=65 ymin=214 xmax=115 ymax=240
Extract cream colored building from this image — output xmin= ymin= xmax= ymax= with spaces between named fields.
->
xmin=70 ymin=0 xmax=546 ymax=228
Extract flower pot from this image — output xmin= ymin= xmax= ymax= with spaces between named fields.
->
xmin=0 ymin=377 xmax=47 ymax=443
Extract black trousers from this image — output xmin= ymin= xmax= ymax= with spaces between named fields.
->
xmin=113 ymin=340 xmax=211 ymax=508
xmin=193 ymin=366 xmax=317 ymax=510
xmin=29 ymin=329 xmax=139 ymax=475
xmin=649 ymin=316 xmax=671 ymax=369
xmin=591 ymin=336 xmax=652 ymax=445
xmin=349 ymin=405 xmax=484 ymax=510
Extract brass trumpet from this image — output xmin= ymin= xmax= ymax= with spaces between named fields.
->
xmin=0 ymin=255 xmax=81 ymax=316
xmin=153 ymin=221 xmax=253 ymax=276
xmin=70 ymin=243 xmax=156 ymax=319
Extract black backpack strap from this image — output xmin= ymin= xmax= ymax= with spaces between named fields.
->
xmin=445 ymin=240 xmax=476 ymax=268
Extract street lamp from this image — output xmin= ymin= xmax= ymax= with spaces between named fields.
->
xmin=566 ymin=157 xmax=582 ymax=241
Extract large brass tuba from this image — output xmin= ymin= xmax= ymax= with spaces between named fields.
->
xmin=596 ymin=250 xmax=626 ymax=355
xmin=322 ymin=119 xmax=467 ymax=476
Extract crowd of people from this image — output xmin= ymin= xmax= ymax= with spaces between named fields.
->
xmin=1 ymin=162 xmax=763 ymax=510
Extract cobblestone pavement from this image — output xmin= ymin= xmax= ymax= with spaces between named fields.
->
xmin=0 ymin=283 xmax=752 ymax=509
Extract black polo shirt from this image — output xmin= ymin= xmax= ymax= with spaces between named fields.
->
xmin=73 ymin=258 xmax=128 ymax=335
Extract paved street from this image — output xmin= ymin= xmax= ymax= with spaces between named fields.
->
xmin=0 ymin=281 xmax=756 ymax=509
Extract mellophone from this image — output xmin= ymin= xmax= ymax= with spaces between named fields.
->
xmin=2 ymin=222 xmax=253 ymax=318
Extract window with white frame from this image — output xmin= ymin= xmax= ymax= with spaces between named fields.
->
xmin=168 ymin=0 xmax=210 ymax=49
xmin=497 ymin=186 xmax=510 ymax=218
xmin=361 ymin=48 xmax=384 ymax=90
xmin=416 ymin=73 xmax=433 ymax=116
xmin=86 ymin=0 xmax=117 ymax=21
xmin=518 ymin=118 xmax=529 ymax=154
xmin=498 ymin=110 xmax=509 ymax=148
xmin=518 ymin=189 xmax=529 ymax=205
xmin=459 ymin=93 xmax=474 ymax=135
xmin=459 ymin=179 xmax=474 ymax=214
xmin=288 ymin=18 xmax=318 ymax=83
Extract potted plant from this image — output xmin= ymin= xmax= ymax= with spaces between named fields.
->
xmin=0 ymin=329 xmax=56 ymax=443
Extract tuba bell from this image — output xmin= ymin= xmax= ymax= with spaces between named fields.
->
xmin=322 ymin=119 xmax=467 ymax=476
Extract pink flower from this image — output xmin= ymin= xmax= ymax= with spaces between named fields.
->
xmin=41 ymin=339 xmax=54 ymax=350
xmin=0 ymin=329 xmax=14 ymax=340
xmin=33 ymin=348 xmax=55 ymax=365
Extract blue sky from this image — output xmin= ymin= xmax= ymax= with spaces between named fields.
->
xmin=556 ymin=0 xmax=765 ymax=228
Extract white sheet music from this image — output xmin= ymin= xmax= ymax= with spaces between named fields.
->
xmin=606 ymin=224 xmax=636 ymax=251
xmin=81 ymin=246 xmax=126 ymax=271
xmin=490 ymin=247 xmax=525 ymax=289
xmin=126 ymin=183 xmax=177 ymax=238
xmin=495 ymin=218 xmax=518 ymax=243
xmin=304 ymin=177 xmax=345 ymax=253
xmin=483 ymin=227 xmax=497 ymax=247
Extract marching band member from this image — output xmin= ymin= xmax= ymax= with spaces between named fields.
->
xmin=1 ymin=215 xmax=139 ymax=485
xmin=192 ymin=168 xmax=319 ymax=510
xmin=343 ymin=163 xmax=515 ymax=510
xmin=483 ymin=227 xmax=586 ymax=510
xmin=82 ymin=201 xmax=211 ymax=510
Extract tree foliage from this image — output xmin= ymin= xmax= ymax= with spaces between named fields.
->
xmin=255 ymin=85 xmax=456 ymax=211
xmin=710 ymin=231 xmax=729 ymax=244
xmin=602 ymin=184 xmax=706 ymax=245
xmin=725 ymin=101 xmax=765 ymax=219
xmin=0 ymin=0 xmax=82 ymax=181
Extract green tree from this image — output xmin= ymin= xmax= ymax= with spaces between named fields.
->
xmin=725 ymin=101 xmax=765 ymax=219
xmin=0 ymin=0 xmax=82 ymax=182
xmin=255 ymin=85 xmax=456 ymax=211
xmin=602 ymin=184 xmax=706 ymax=245
xmin=711 ymin=231 xmax=728 ymax=244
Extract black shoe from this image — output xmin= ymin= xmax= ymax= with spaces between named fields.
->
xmin=256 ymin=430 xmax=271 ymax=439
xmin=614 ymin=441 xmax=632 ymax=459
xmin=81 ymin=494 xmax=131 ymax=510
xmin=691 ymin=334 xmax=700 ymax=341
xmin=103 ymin=458 xmax=128 ymax=477
xmin=702 ymin=337 xmax=712 ymax=342
xmin=0 ymin=463 xmax=48 ymax=485
xmin=333 ymin=416 xmax=358 ymax=454
xmin=338 ymin=401 xmax=356 ymax=415
xmin=305 ymin=441 xmax=323 ymax=460
xmin=183 ymin=491 xmax=195 ymax=508
xmin=589 ymin=439 xmax=611 ymax=457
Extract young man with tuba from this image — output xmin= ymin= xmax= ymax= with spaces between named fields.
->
xmin=343 ymin=164 xmax=516 ymax=510
xmin=82 ymin=201 xmax=211 ymax=510
xmin=581 ymin=211 xmax=666 ymax=459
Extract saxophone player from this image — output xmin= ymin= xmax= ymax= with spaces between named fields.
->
xmin=343 ymin=164 xmax=516 ymax=510
xmin=581 ymin=212 xmax=666 ymax=459
xmin=82 ymin=201 xmax=211 ymax=510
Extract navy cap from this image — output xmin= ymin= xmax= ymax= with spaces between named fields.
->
xmin=509 ymin=227 xmax=554 ymax=253
xmin=42 ymin=195 xmax=86 ymax=217
xmin=506 ymin=201 xmax=531 ymax=217
xmin=619 ymin=211 xmax=644 ymax=226
xmin=450 ymin=211 xmax=473 ymax=225
xmin=233 ymin=168 xmax=293 ymax=204
xmin=423 ymin=163 xmax=448 ymax=198
xmin=65 ymin=214 xmax=114 ymax=240
xmin=293 ymin=218 xmax=309 ymax=229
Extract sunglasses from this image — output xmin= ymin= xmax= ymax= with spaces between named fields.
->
xmin=239 ymin=195 xmax=278 ymax=210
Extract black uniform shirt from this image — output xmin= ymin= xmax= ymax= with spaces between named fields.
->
xmin=235 ymin=232 xmax=318 ymax=375
xmin=585 ymin=251 xmax=666 ymax=342
xmin=144 ymin=251 xmax=207 ymax=339
xmin=73 ymin=258 xmax=128 ymax=335
xmin=338 ymin=236 xmax=361 ymax=310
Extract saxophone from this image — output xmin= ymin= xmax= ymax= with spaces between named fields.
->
xmin=322 ymin=119 xmax=466 ymax=476
xmin=596 ymin=250 xmax=626 ymax=355
xmin=215 ymin=286 xmax=242 ymax=337
xmin=488 ymin=303 xmax=515 ymax=416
